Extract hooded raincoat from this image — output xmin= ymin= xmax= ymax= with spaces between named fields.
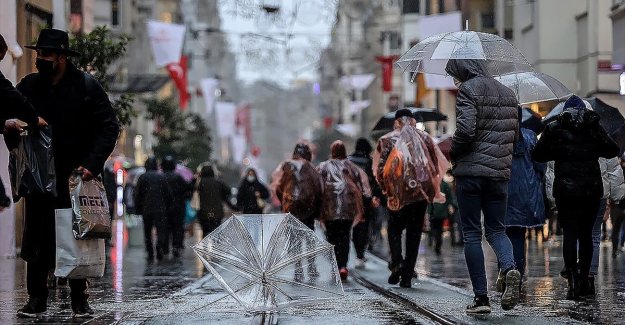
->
xmin=505 ymin=128 xmax=546 ymax=227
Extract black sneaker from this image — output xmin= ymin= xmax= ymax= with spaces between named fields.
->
xmin=17 ymin=297 xmax=47 ymax=318
xmin=72 ymin=298 xmax=94 ymax=318
xmin=466 ymin=296 xmax=491 ymax=314
xmin=501 ymin=269 xmax=521 ymax=311
xmin=399 ymin=276 xmax=412 ymax=288
xmin=388 ymin=267 xmax=401 ymax=285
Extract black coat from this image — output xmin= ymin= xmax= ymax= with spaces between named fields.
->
xmin=163 ymin=171 xmax=189 ymax=215
xmin=237 ymin=179 xmax=269 ymax=214
xmin=533 ymin=107 xmax=619 ymax=200
xmin=15 ymin=64 xmax=119 ymax=264
xmin=197 ymin=176 xmax=234 ymax=221
xmin=0 ymin=70 xmax=39 ymax=127
xmin=17 ymin=63 xmax=120 ymax=207
xmin=135 ymin=171 xmax=174 ymax=216
xmin=445 ymin=59 xmax=519 ymax=180
xmin=0 ymin=70 xmax=41 ymax=208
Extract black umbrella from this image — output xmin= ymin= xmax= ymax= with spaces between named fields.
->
xmin=520 ymin=107 xmax=544 ymax=134
xmin=542 ymin=97 xmax=625 ymax=154
xmin=372 ymin=108 xmax=447 ymax=132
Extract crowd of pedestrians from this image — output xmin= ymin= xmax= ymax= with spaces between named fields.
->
xmin=2 ymin=28 xmax=625 ymax=320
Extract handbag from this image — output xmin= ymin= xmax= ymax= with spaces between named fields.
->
xmin=54 ymin=208 xmax=105 ymax=278
xmin=69 ymin=172 xmax=111 ymax=239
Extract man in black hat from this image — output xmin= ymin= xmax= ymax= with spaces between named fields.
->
xmin=7 ymin=28 xmax=120 ymax=318
xmin=374 ymin=108 xmax=440 ymax=288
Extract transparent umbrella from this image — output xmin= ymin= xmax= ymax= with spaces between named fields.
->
xmin=396 ymin=30 xmax=534 ymax=77
xmin=192 ymin=213 xmax=344 ymax=313
xmin=495 ymin=72 xmax=572 ymax=105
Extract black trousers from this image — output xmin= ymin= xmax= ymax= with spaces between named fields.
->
xmin=430 ymin=218 xmax=444 ymax=254
xmin=167 ymin=209 xmax=185 ymax=251
xmin=199 ymin=217 xmax=221 ymax=238
xmin=612 ymin=206 xmax=625 ymax=252
xmin=352 ymin=217 xmax=370 ymax=259
xmin=387 ymin=201 xmax=428 ymax=277
xmin=556 ymin=196 xmax=600 ymax=277
xmin=142 ymin=213 xmax=168 ymax=258
xmin=27 ymin=260 xmax=86 ymax=301
xmin=325 ymin=220 xmax=352 ymax=269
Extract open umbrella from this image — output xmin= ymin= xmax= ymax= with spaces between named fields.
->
xmin=396 ymin=30 xmax=534 ymax=77
xmin=543 ymin=97 xmax=625 ymax=154
xmin=372 ymin=108 xmax=447 ymax=132
xmin=371 ymin=108 xmax=447 ymax=140
xmin=175 ymin=164 xmax=194 ymax=183
xmin=192 ymin=214 xmax=344 ymax=313
xmin=495 ymin=72 xmax=572 ymax=105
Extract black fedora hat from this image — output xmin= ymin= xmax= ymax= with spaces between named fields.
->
xmin=25 ymin=29 xmax=80 ymax=56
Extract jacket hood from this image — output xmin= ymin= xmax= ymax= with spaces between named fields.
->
xmin=162 ymin=156 xmax=176 ymax=171
xmin=445 ymin=59 xmax=490 ymax=82
xmin=145 ymin=157 xmax=158 ymax=171
xmin=200 ymin=165 xmax=215 ymax=178
xmin=558 ymin=106 xmax=600 ymax=131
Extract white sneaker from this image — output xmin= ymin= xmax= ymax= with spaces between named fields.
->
xmin=355 ymin=258 xmax=366 ymax=269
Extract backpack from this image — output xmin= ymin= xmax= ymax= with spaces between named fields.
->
xmin=381 ymin=127 xmax=436 ymax=211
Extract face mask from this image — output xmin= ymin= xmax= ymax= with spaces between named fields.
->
xmin=246 ymin=175 xmax=256 ymax=183
xmin=36 ymin=58 xmax=55 ymax=77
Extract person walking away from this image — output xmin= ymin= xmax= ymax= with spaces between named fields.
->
xmin=236 ymin=168 xmax=269 ymax=214
xmin=428 ymin=174 xmax=457 ymax=256
xmin=348 ymin=138 xmax=382 ymax=267
xmin=533 ymin=95 xmax=619 ymax=300
xmin=318 ymin=140 xmax=371 ymax=280
xmin=273 ymin=143 xmax=323 ymax=229
xmin=610 ymin=154 xmax=625 ymax=258
xmin=162 ymin=156 xmax=190 ymax=258
xmin=272 ymin=143 xmax=324 ymax=281
xmin=135 ymin=157 xmax=174 ymax=263
xmin=9 ymin=29 xmax=119 ymax=318
xmin=497 ymin=126 xmax=546 ymax=291
xmin=196 ymin=164 xmax=236 ymax=237
xmin=373 ymin=108 xmax=445 ymax=289
xmin=445 ymin=58 xmax=521 ymax=314
xmin=0 ymin=33 xmax=47 ymax=211
xmin=588 ymin=156 xmax=624 ymax=293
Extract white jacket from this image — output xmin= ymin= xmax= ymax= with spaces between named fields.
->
xmin=600 ymin=157 xmax=625 ymax=202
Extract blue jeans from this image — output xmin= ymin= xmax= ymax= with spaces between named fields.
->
xmin=506 ymin=227 xmax=527 ymax=278
xmin=456 ymin=177 xmax=516 ymax=296
xmin=590 ymin=199 xmax=607 ymax=276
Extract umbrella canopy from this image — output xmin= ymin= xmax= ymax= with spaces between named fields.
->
xmin=175 ymin=164 xmax=194 ymax=183
xmin=396 ymin=31 xmax=534 ymax=77
xmin=521 ymin=107 xmax=545 ymax=134
xmin=372 ymin=108 xmax=447 ymax=132
xmin=495 ymin=72 xmax=572 ymax=105
xmin=192 ymin=214 xmax=344 ymax=312
xmin=543 ymin=97 xmax=625 ymax=154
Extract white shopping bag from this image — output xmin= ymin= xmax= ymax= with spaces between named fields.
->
xmin=54 ymin=208 xmax=106 ymax=278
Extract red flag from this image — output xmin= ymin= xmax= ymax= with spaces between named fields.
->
xmin=235 ymin=102 xmax=252 ymax=142
xmin=376 ymin=55 xmax=399 ymax=92
xmin=166 ymin=55 xmax=190 ymax=110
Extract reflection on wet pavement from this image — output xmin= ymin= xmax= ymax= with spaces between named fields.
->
xmin=374 ymin=232 xmax=625 ymax=324
xmin=0 ymin=220 xmax=207 ymax=324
